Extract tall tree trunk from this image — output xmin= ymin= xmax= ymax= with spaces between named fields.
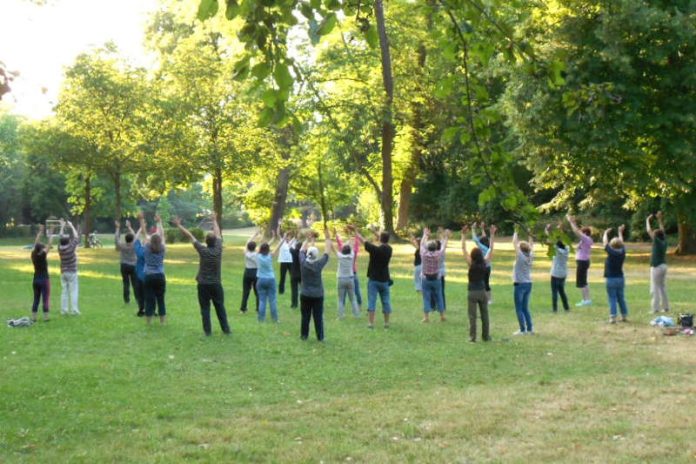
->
xmin=268 ymin=167 xmax=290 ymax=235
xmin=397 ymin=39 xmax=428 ymax=231
xmin=374 ymin=0 xmax=395 ymax=236
xmin=83 ymin=175 xmax=93 ymax=248
xmin=213 ymin=167 xmax=223 ymax=226
xmin=676 ymin=214 xmax=696 ymax=255
xmin=113 ymin=172 xmax=122 ymax=220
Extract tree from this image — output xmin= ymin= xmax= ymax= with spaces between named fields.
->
xmin=55 ymin=45 xmax=149 ymax=220
xmin=504 ymin=0 xmax=696 ymax=252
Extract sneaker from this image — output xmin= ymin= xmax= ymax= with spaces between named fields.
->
xmin=584 ymin=300 xmax=592 ymax=306
xmin=487 ymin=300 xmax=493 ymax=305
xmin=136 ymin=310 xmax=145 ymax=317
xmin=421 ymin=318 xmax=430 ymax=323
xmin=31 ymin=313 xmax=37 ymax=322
xmin=620 ymin=316 xmax=628 ymax=323
xmin=367 ymin=324 xmax=374 ymax=329
xmin=43 ymin=314 xmax=50 ymax=322
xmin=513 ymin=330 xmax=526 ymax=336
xmin=609 ymin=317 xmax=617 ymax=324
xmin=384 ymin=323 xmax=390 ymax=329
xmin=440 ymin=316 xmax=447 ymax=322
xmin=528 ymin=330 xmax=536 ymax=335
xmin=469 ymin=338 xmax=476 ymax=343
xmin=483 ymin=336 xmax=492 ymax=342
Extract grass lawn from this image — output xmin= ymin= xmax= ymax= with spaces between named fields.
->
xmin=1 ymin=230 xmax=696 ymax=463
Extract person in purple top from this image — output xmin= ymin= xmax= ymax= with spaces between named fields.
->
xmin=566 ymin=214 xmax=594 ymax=307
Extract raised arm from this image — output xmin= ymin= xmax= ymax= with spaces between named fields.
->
xmin=645 ymin=214 xmax=655 ymax=239
xmin=334 ymin=227 xmax=344 ymax=249
xmin=67 ymin=220 xmax=78 ymax=239
xmin=126 ymin=219 xmax=135 ymax=236
xmin=173 ymin=217 xmax=195 ymax=243
xmin=420 ymin=227 xmax=430 ymax=254
xmin=603 ymin=228 xmax=611 ymax=247
xmin=246 ymin=229 xmax=261 ymax=246
xmin=618 ymin=224 xmax=625 ymax=243
xmin=138 ymin=212 xmax=147 ymax=241
xmin=441 ymin=229 xmax=451 ymax=256
xmin=461 ymin=226 xmax=471 ymax=266
xmin=47 ymin=225 xmax=55 ymax=250
xmin=59 ymin=218 xmax=66 ymax=237
xmin=656 ymin=211 xmax=665 ymax=232
xmin=34 ymin=224 xmax=44 ymax=246
xmin=114 ymin=220 xmax=121 ymax=248
xmin=270 ymin=230 xmax=283 ymax=256
xmin=155 ymin=215 xmax=164 ymax=244
xmin=566 ymin=214 xmax=584 ymax=239
xmin=211 ymin=213 xmax=221 ymax=239
xmin=324 ymin=226 xmax=333 ymax=255
xmin=479 ymin=222 xmax=488 ymax=239
xmin=512 ymin=228 xmax=520 ymax=252
xmin=487 ymin=225 xmax=497 ymax=261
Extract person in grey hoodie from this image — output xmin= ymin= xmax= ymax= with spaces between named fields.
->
xmin=299 ymin=227 xmax=332 ymax=341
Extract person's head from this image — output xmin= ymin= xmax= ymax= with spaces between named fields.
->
xmin=379 ymin=231 xmax=390 ymax=244
xmin=556 ymin=240 xmax=566 ymax=250
xmin=655 ymin=229 xmax=665 ymax=240
xmin=306 ymin=246 xmax=319 ymax=262
xmin=259 ymin=243 xmax=270 ymax=255
xmin=470 ymin=247 xmax=485 ymax=266
xmin=609 ymin=237 xmax=623 ymax=249
xmin=205 ymin=232 xmax=216 ymax=248
xmin=341 ymin=244 xmax=351 ymax=255
xmin=435 ymin=240 xmax=442 ymax=250
xmin=480 ymin=236 xmax=490 ymax=248
xmin=427 ymin=240 xmax=438 ymax=252
xmin=581 ymin=226 xmax=592 ymax=236
xmin=519 ymin=241 xmax=531 ymax=254
xmin=247 ymin=241 xmax=257 ymax=252
xmin=150 ymin=233 xmax=163 ymax=254
xmin=59 ymin=235 xmax=69 ymax=246
xmin=32 ymin=242 xmax=45 ymax=258
xmin=125 ymin=233 xmax=134 ymax=244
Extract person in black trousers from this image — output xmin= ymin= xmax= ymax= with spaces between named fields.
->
xmin=174 ymin=214 xmax=231 ymax=336
xmin=240 ymin=229 xmax=261 ymax=313
xmin=289 ymin=239 xmax=302 ymax=309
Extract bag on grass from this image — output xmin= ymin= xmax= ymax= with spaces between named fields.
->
xmin=7 ymin=317 xmax=34 ymax=328
xmin=678 ymin=313 xmax=693 ymax=328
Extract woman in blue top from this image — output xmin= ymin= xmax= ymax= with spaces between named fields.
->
xmin=142 ymin=214 xmax=166 ymax=325
xmin=603 ymin=225 xmax=628 ymax=324
xmin=256 ymin=232 xmax=281 ymax=322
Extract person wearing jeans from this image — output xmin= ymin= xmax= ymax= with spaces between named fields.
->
xmin=646 ymin=211 xmax=669 ymax=313
xmin=512 ymin=229 xmax=534 ymax=335
xmin=333 ymin=229 xmax=360 ymax=319
xmin=603 ymin=225 xmax=629 ymax=323
xmin=419 ymin=227 xmax=449 ymax=323
xmin=355 ymin=227 xmax=393 ymax=329
xmin=256 ymin=233 xmax=281 ymax=323
xmin=57 ymin=219 xmax=80 ymax=316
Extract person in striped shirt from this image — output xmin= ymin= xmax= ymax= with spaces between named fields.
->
xmin=57 ymin=219 xmax=80 ymax=315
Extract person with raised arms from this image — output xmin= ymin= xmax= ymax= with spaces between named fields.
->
xmin=646 ymin=211 xmax=670 ymax=313
xmin=603 ymin=224 xmax=629 ymax=323
xmin=133 ymin=213 xmax=147 ymax=317
xmin=408 ymin=233 xmax=423 ymax=293
xmin=57 ymin=218 xmax=80 ymax=316
xmin=240 ymin=229 xmax=261 ymax=314
xmin=142 ymin=214 xmax=167 ymax=325
xmin=277 ymin=227 xmax=296 ymax=297
xmin=336 ymin=225 xmax=363 ymax=310
xmin=174 ymin=213 xmax=231 ymax=336
xmin=299 ymin=227 xmax=332 ymax=341
xmin=472 ymin=222 xmax=494 ymax=304
xmin=355 ymin=227 xmax=393 ymax=329
xmin=545 ymin=223 xmax=570 ymax=313
xmin=420 ymin=227 xmax=449 ymax=323
xmin=255 ymin=231 xmax=281 ymax=323
xmin=30 ymin=224 xmax=55 ymax=322
xmin=333 ymin=226 xmax=360 ymax=319
xmin=512 ymin=227 xmax=535 ymax=335
xmin=566 ymin=214 xmax=594 ymax=307
xmin=115 ymin=219 xmax=138 ymax=305
xmin=461 ymin=224 xmax=496 ymax=342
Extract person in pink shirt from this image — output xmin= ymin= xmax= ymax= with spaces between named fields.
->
xmin=566 ymin=214 xmax=594 ymax=306
xmin=419 ymin=227 xmax=449 ymax=323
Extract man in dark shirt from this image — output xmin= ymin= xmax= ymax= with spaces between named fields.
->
xmin=175 ymin=214 xmax=231 ymax=336
xmin=355 ymin=227 xmax=393 ymax=329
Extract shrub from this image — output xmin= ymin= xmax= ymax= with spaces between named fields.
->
xmin=189 ymin=227 xmax=205 ymax=241
xmin=164 ymin=228 xmax=178 ymax=244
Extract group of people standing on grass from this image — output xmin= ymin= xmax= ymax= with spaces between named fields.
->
xmin=27 ymin=209 xmax=672 ymax=342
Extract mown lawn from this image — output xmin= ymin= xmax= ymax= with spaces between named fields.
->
xmin=1 ymin=230 xmax=695 ymax=463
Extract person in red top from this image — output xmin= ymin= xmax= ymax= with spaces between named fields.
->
xmin=420 ymin=227 xmax=449 ymax=323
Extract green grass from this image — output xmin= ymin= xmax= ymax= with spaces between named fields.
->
xmin=2 ymin=230 xmax=696 ymax=463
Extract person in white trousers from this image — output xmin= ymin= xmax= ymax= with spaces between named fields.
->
xmin=57 ymin=219 xmax=80 ymax=315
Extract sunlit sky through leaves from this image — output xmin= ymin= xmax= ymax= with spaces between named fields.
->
xmin=1 ymin=0 xmax=159 ymax=119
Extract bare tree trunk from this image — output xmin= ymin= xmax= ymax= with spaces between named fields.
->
xmin=397 ymin=39 xmax=428 ymax=231
xmin=269 ymin=167 xmax=290 ymax=235
xmin=213 ymin=167 xmax=223 ymax=225
xmin=676 ymin=215 xmax=696 ymax=255
xmin=113 ymin=172 xmax=122 ymax=220
xmin=83 ymin=175 xmax=93 ymax=248
xmin=374 ymin=0 xmax=395 ymax=236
